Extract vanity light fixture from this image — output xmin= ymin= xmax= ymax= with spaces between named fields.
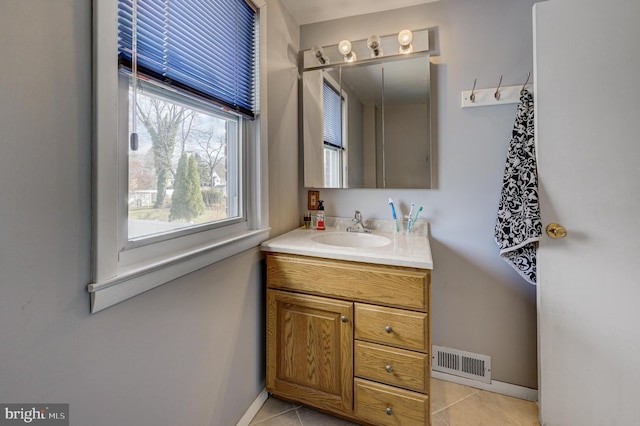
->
xmin=311 ymin=45 xmax=330 ymax=65
xmin=398 ymin=29 xmax=414 ymax=54
xmin=338 ymin=40 xmax=357 ymax=62
xmin=367 ymin=35 xmax=383 ymax=57
xmin=304 ymin=29 xmax=429 ymax=70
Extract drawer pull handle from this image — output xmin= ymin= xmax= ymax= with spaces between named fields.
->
xmin=341 ymin=315 xmax=348 ymax=323
xmin=385 ymin=365 xmax=394 ymax=373
xmin=386 ymin=407 xmax=393 ymax=416
xmin=385 ymin=325 xmax=393 ymax=333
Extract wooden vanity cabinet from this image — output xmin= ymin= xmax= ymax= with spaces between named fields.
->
xmin=266 ymin=252 xmax=431 ymax=425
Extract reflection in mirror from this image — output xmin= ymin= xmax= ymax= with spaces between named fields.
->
xmin=303 ymin=54 xmax=431 ymax=189
xmin=339 ymin=62 xmax=383 ymax=188
xmin=378 ymin=56 xmax=431 ymax=188
xmin=303 ymin=68 xmax=346 ymax=188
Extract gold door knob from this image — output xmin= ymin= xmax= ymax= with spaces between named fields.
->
xmin=546 ymin=223 xmax=568 ymax=239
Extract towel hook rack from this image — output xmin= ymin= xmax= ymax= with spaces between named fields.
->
xmin=520 ymin=72 xmax=531 ymax=94
xmin=461 ymin=73 xmax=533 ymax=108
xmin=494 ymin=75 xmax=503 ymax=100
xmin=470 ymin=77 xmax=477 ymax=103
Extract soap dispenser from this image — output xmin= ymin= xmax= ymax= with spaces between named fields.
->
xmin=316 ymin=200 xmax=325 ymax=230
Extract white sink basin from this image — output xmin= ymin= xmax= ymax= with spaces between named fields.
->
xmin=311 ymin=232 xmax=391 ymax=248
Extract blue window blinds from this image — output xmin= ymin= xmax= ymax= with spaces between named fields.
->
xmin=323 ymin=81 xmax=342 ymax=149
xmin=118 ymin=0 xmax=256 ymax=118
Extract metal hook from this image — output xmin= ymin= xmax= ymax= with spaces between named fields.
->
xmin=494 ymin=75 xmax=503 ymax=100
xmin=470 ymin=77 xmax=477 ymax=103
xmin=520 ymin=72 xmax=531 ymax=94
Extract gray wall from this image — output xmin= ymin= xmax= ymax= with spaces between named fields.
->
xmin=0 ymin=1 xmax=299 ymax=425
xmin=266 ymin=0 xmax=301 ymax=236
xmin=299 ymin=0 xmax=539 ymax=388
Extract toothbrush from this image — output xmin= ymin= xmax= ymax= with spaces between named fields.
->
xmin=406 ymin=202 xmax=415 ymax=233
xmin=410 ymin=206 xmax=424 ymax=232
xmin=388 ymin=198 xmax=400 ymax=232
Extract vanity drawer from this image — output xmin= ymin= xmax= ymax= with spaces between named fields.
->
xmin=355 ymin=341 xmax=429 ymax=393
xmin=266 ymin=253 xmax=429 ymax=311
xmin=355 ymin=304 xmax=428 ymax=352
xmin=355 ymin=378 xmax=429 ymax=426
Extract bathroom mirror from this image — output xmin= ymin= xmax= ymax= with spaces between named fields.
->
xmin=302 ymin=53 xmax=431 ymax=189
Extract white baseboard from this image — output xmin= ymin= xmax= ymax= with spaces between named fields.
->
xmin=236 ymin=388 xmax=269 ymax=426
xmin=432 ymin=371 xmax=538 ymax=402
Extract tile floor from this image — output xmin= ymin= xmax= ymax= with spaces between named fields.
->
xmin=249 ymin=378 xmax=540 ymax=426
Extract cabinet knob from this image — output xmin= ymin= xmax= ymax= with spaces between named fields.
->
xmin=385 ymin=407 xmax=393 ymax=416
xmin=385 ymin=325 xmax=393 ymax=333
xmin=385 ymin=365 xmax=394 ymax=373
xmin=341 ymin=315 xmax=348 ymax=323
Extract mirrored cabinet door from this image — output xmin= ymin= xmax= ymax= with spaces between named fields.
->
xmin=378 ymin=56 xmax=431 ymax=189
xmin=302 ymin=55 xmax=431 ymax=189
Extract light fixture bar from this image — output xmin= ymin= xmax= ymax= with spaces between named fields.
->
xmin=302 ymin=28 xmax=429 ymax=70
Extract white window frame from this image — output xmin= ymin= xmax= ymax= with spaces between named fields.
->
xmin=89 ymin=0 xmax=269 ymax=313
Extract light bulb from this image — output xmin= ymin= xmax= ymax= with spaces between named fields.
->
xmin=338 ymin=40 xmax=352 ymax=55
xmin=398 ymin=29 xmax=413 ymax=45
xmin=367 ymin=35 xmax=383 ymax=57
xmin=338 ymin=40 xmax=356 ymax=62
xmin=398 ymin=29 xmax=414 ymax=54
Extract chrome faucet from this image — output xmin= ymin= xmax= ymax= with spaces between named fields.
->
xmin=347 ymin=210 xmax=371 ymax=233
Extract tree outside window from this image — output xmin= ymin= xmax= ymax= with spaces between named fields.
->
xmin=128 ymin=89 xmax=235 ymax=239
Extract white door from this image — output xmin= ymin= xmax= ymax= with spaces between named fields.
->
xmin=534 ymin=1 xmax=640 ymax=425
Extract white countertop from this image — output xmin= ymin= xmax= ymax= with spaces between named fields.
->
xmin=261 ymin=218 xmax=433 ymax=269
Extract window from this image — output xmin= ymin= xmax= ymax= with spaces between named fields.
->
xmin=90 ymin=0 xmax=269 ymax=313
xmin=124 ymin=83 xmax=243 ymax=242
xmin=322 ymin=78 xmax=347 ymax=188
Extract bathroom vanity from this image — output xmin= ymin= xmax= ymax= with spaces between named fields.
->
xmin=262 ymin=220 xmax=432 ymax=425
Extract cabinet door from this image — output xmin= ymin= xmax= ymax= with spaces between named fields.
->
xmin=267 ymin=290 xmax=354 ymax=413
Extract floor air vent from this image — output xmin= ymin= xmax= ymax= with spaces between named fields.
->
xmin=432 ymin=345 xmax=491 ymax=384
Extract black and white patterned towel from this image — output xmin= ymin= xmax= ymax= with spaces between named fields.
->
xmin=494 ymin=90 xmax=541 ymax=285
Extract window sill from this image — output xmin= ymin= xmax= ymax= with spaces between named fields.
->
xmin=87 ymin=227 xmax=270 ymax=313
